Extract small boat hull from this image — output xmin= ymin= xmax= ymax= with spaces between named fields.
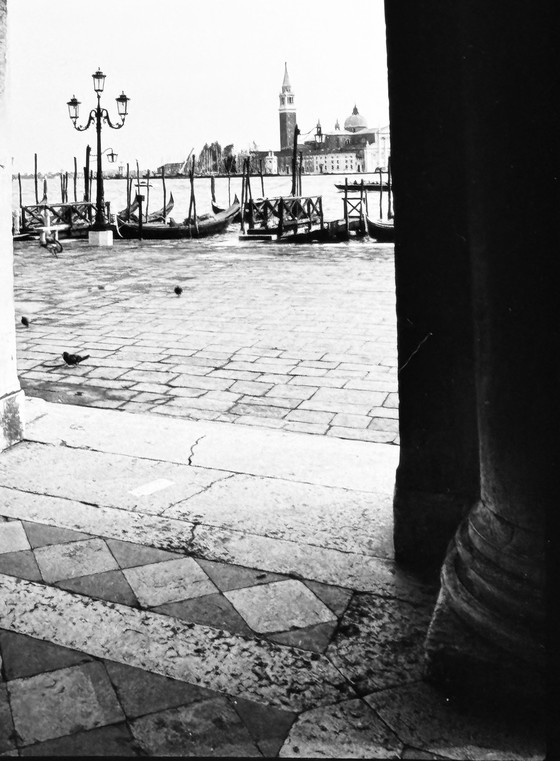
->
xmin=367 ymin=217 xmax=395 ymax=242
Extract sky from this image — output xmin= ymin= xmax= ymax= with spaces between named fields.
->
xmin=7 ymin=0 xmax=389 ymax=174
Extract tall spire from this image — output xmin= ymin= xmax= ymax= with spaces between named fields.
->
xmin=278 ymin=63 xmax=296 ymax=151
xmin=282 ymin=62 xmax=291 ymax=92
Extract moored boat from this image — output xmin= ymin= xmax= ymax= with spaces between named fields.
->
xmin=335 ymin=181 xmax=389 ymax=191
xmin=113 ymin=203 xmax=239 ymax=240
xmin=367 ymin=217 xmax=395 ymax=242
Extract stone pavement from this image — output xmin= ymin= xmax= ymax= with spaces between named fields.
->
xmin=0 ymin=398 xmax=544 ymax=758
xmin=13 ymin=236 xmax=399 ymax=444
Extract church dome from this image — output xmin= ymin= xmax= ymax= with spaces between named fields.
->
xmin=344 ymin=105 xmax=367 ymax=132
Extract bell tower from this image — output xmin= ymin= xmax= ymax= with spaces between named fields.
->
xmin=279 ymin=62 xmax=296 ymax=151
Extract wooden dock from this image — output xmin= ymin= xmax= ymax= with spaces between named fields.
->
xmin=17 ymin=202 xmax=110 ymax=238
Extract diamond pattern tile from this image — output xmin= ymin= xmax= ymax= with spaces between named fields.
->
xmin=122 ymin=557 xmax=217 ymax=607
xmin=224 ymin=580 xmax=337 ymax=634
xmin=33 ymin=539 xmax=119 ymax=583
xmin=0 ymin=521 xmax=30 ymax=554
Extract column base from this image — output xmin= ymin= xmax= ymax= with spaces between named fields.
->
xmin=88 ymin=230 xmax=113 ymax=246
xmin=0 ymin=389 xmax=25 ymax=452
xmin=424 ymin=583 xmax=545 ymax=707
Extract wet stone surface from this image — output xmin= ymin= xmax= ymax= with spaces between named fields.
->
xmin=14 ymin=237 xmax=398 ymax=443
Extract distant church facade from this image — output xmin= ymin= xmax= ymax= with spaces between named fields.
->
xmin=273 ymin=65 xmax=390 ymax=175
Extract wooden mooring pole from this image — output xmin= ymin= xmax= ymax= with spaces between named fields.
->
xmin=73 ymin=157 xmax=78 ymax=202
xmin=162 ymin=167 xmax=167 ymax=223
xmin=33 ymin=153 xmax=38 ymax=204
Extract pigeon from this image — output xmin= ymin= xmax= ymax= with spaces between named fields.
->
xmin=62 ymin=351 xmax=90 ymax=366
xmin=174 ymin=285 xmax=183 ymax=296
xmin=21 ymin=316 xmax=29 ymax=328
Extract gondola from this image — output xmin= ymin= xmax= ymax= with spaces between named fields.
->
xmin=113 ymin=203 xmax=239 ymax=240
xmin=144 ymin=192 xmax=175 ymax=223
xmin=335 ymin=181 xmax=389 ymax=191
xmin=367 ymin=217 xmax=395 ymax=242
xmin=211 ymin=194 xmax=241 ymax=223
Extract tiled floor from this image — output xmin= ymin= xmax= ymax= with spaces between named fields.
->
xmin=0 ymin=399 xmax=546 ymax=758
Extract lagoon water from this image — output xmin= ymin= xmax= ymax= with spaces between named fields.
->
xmin=13 ymin=172 xmax=392 ymax=225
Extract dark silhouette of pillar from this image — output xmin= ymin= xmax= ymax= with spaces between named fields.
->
xmin=385 ymin=0 xmax=554 ymax=700
xmin=384 ymin=1 xmax=480 ymax=571
xmin=422 ymin=1 xmax=554 ymax=701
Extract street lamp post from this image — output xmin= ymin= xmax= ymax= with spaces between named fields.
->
xmin=67 ymin=69 xmax=129 ymax=245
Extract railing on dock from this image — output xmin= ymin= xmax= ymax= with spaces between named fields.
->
xmin=19 ymin=202 xmax=110 ymax=235
xmin=241 ymin=195 xmax=324 ymax=238
xmin=342 ymin=179 xmax=367 ymax=236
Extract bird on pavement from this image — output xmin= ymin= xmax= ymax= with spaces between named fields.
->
xmin=21 ymin=316 xmax=30 ymax=328
xmin=174 ymin=285 xmax=183 ymax=296
xmin=62 ymin=351 xmax=90 ymax=366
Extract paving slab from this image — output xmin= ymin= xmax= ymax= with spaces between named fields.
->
xmin=365 ymin=682 xmax=545 ymax=760
xmin=279 ymin=697 xmax=403 ymax=758
xmin=166 ymin=473 xmax=394 ymax=558
xmin=129 ymin=698 xmax=261 ymax=757
xmin=0 ymin=440 xmax=228 ymax=515
xmin=24 ymin=398 xmax=399 ymax=491
xmin=8 ymin=661 xmax=124 ymax=745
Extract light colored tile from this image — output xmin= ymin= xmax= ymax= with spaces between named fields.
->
xmin=225 ymin=580 xmax=336 ymax=634
xmin=0 ymin=521 xmax=30 ymax=554
xmin=34 ymin=538 xmax=119 ymax=583
xmin=0 ymin=574 xmax=354 ymax=711
xmin=8 ymin=662 xmax=124 ymax=745
xmin=123 ymin=557 xmax=217 ymax=606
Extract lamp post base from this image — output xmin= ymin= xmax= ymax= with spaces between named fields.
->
xmin=88 ymin=229 xmax=113 ymax=246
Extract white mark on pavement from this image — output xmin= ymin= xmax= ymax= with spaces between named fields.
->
xmin=129 ymin=479 xmax=175 ymax=497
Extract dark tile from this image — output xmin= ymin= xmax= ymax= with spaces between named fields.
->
xmin=232 ymin=696 xmax=297 ymax=758
xmin=152 ymin=593 xmax=255 ymax=637
xmin=304 ymin=579 xmax=353 ymax=616
xmin=402 ymin=748 xmax=452 ymax=759
xmin=104 ymin=660 xmax=215 ymax=719
xmin=0 ymin=629 xmax=92 ymax=681
xmin=0 ymin=551 xmax=42 ymax=582
xmin=267 ymin=620 xmax=338 ymax=653
xmin=55 ymin=569 xmax=139 ymax=606
xmin=105 ymin=538 xmax=180 ymax=569
xmin=366 ymin=682 xmax=545 ymax=760
xmin=196 ymin=557 xmax=287 ymax=592
xmin=9 ymin=661 xmax=124 ymax=746
xmin=130 ymin=698 xmax=261 ymax=756
xmin=0 ymin=683 xmax=17 ymax=754
xmin=22 ymin=522 xmax=91 ymax=549
xmin=327 ymin=593 xmax=434 ymax=693
xmin=20 ymin=722 xmax=143 ymax=756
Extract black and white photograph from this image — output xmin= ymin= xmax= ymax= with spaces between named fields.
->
xmin=0 ymin=0 xmax=551 ymax=757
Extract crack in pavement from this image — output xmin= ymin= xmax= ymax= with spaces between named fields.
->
xmin=187 ymin=434 xmax=206 ymax=466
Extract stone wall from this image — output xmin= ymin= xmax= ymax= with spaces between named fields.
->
xmin=0 ymin=0 xmax=25 ymax=451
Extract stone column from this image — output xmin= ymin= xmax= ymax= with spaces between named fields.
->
xmin=0 ymin=0 xmax=25 ymax=452
xmin=384 ymin=0 xmax=480 ymax=571
xmin=424 ymin=1 xmax=553 ymax=700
